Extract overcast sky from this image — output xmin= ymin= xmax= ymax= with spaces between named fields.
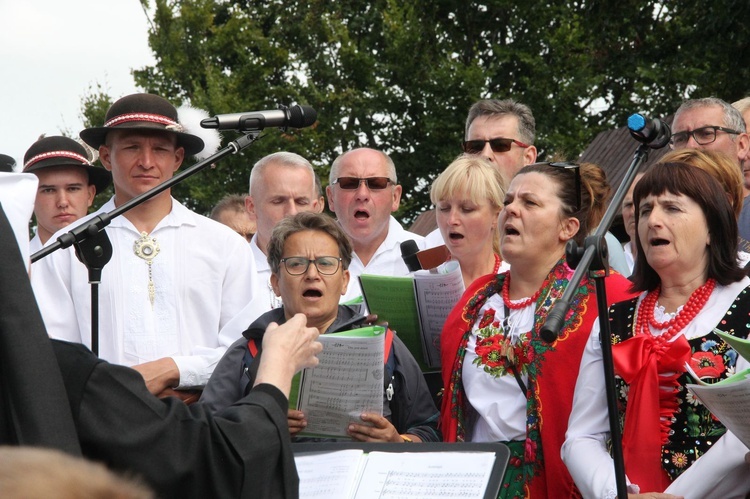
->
xmin=0 ymin=1 xmax=155 ymax=168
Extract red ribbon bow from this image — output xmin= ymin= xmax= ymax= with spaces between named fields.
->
xmin=612 ymin=333 xmax=692 ymax=492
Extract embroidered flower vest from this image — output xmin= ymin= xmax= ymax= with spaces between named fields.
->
xmin=608 ymin=287 xmax=750 ymax=481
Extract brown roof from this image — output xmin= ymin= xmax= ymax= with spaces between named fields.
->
xmin=409 ymin=208 xmax=437 ymax=236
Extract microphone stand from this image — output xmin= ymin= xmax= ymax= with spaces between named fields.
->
xmin=31 ymin=132 xmax=261 ymax=356
xmin=540 ymin=139 xmax=659 ymax=499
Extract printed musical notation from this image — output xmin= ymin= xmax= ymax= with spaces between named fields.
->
xmin=294 ymin=326 xmax=386 ymax=439
xmin=296 ymin=450 xmax=365 ymax=498
xmin=295 ymin=450 xmax=496 ymax=499
xmin=355 ymin=452 xmax=494 ymax=499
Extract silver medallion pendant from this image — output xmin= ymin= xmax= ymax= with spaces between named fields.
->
xmin=134 ymin=232 xmax=160 ymax=306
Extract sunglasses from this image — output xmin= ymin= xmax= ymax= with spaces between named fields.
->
xmin=535 ymin=161 xmax=581 ymax=212
xmin=461 ymin=137 xmax=531 ymax=154
xmin=333 ymin=177 xmax=394 ymax=190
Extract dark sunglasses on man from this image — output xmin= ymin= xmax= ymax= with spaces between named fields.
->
xmin=461 ymin=137 xmax=531 ymax=155
xmin=332 ymin=177 xmax=394 ymax=190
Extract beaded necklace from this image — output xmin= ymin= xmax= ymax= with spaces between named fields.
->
xmin=492 ymin=253 xmax=501 ymax=274
xmin=501 ymin=272 xmax=549 ymax=310
xmin=636 ymin=278 xmax=716 ymax=347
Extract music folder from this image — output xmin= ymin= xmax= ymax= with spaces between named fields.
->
xmin=292 ymin=441 xmax=509 ymax=499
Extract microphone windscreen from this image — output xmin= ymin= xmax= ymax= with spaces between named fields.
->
xmin=289 ymin=105 xmax=317 ymax=128
xmin=400 ymin=240 xmax=421 ymax=272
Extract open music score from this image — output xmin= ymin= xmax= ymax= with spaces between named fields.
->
xmin=293 ymin=326 xmax=386 ymax=439
xmin=295 ymin=448 xmax=498 ymax=499
xmin=359 ymin=260 xmax=465 ymax=370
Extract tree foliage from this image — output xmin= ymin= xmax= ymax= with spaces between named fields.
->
xmin=85 ymin=0 xmax=750 ymax=223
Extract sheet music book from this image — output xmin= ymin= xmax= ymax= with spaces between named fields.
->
xmin=359 ymin=260 xmax=464 ymax=370
xmin=291 ymin=326 xmax=386 ymax=439
xmin=685 ymin=328 xmax=750 ymax=448
xmin=294 ymin=442 xmax=507 ymax=499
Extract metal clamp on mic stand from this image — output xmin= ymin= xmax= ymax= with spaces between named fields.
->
xmin=30 ymin=131 xmax=262 ymax=356
xmin=540 ymin=113 xmax=670 ymax=499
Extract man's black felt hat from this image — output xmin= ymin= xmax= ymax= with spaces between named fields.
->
xmin=80 ymin=93 xmax=204 ymax=156
xmin=23 ymin=136 xmax=111 ymax=194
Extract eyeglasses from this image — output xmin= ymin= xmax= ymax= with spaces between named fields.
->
xmin=333 ymin=177 xmax=394 ymax=190
xmin=461 ymin=137 xmax=531 ymax=154
xmin=669 ymin=126 xmax=740 ymax=149
xmin=535 ymin=161 xmax=581 ymax=212
xmin=280 ymin=256 xmax=342 ymax=276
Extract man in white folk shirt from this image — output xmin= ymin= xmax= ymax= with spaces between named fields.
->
xmin=326 ymin=147 xmax=424 ymax=302
xmin=31 ymin=93 xmax=256 ymax=402
xmin=213 ymin=152 xmax=323 ymax=341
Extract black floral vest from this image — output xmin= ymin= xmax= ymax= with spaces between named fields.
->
xmin=608 ymin=286 xmax=750 ymax=481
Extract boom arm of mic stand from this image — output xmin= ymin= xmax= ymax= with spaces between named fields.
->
xmin=540 ymin=143 xmax=652 ymax=499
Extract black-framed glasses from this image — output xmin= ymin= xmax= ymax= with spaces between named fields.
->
xmin=280 ymin=256 xmax=342 ymax=275
xmin=461 ymin=137 xmax=531 ymax=154
xmin=333 ymin=177 xmax=394 ymax=190
xmin=669 ymin=126 xmax=740 ymax=149
xmin=534 ymin=161 xmax=581 ymax=212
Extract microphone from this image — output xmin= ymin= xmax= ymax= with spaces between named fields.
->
xmin=401 ymin=240 xmax=421 ymax=272
xmin=627 ymin=113 xmax=671 ymax=149
xmin=200 ymin=105 xmax=317 ymax=131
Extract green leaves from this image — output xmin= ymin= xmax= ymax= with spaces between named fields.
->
xmin=82 ymin=0 xmax=750 ymax=223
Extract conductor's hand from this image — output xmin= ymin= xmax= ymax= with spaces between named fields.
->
xmin=132 ymin=357 xmax=180 ymax=397
xmin=287 ymin=409 xmax=308 ymax=436
xmin=347 ymin=413 xmax=421 ymax=443
xmin=254 ymin=314 xmax=322 ymax=398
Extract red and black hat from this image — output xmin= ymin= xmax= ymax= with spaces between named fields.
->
xmin=23 ymin=136 xmax=112 ymax=194
xmin=79 ymin=93 xmax=205 ymax=156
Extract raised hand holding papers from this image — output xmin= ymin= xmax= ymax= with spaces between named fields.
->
xmin=292 ymin=326 xmax=386 ymax=439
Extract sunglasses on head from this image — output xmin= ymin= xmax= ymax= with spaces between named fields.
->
xmin=534 ymin=161 xmax=581 ymax=212
xmin=333 ymin=177 xmax=394 ymax=190
xmin=461 ymin=137 xmax=531 ymax=154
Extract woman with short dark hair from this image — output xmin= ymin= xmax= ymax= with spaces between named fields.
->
xmin=563 ymin=163 xmax=750 ymax=498
xmin=202 ymin=212 xmax=440 ymax=443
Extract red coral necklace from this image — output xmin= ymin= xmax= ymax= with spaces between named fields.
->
xmin=492 ymin=253 xmax=501 ymax=274
xmin=636 ymin=278 xmax=716 ymax=346
xmin=502 ymin=273 xmax=547 ymax=310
